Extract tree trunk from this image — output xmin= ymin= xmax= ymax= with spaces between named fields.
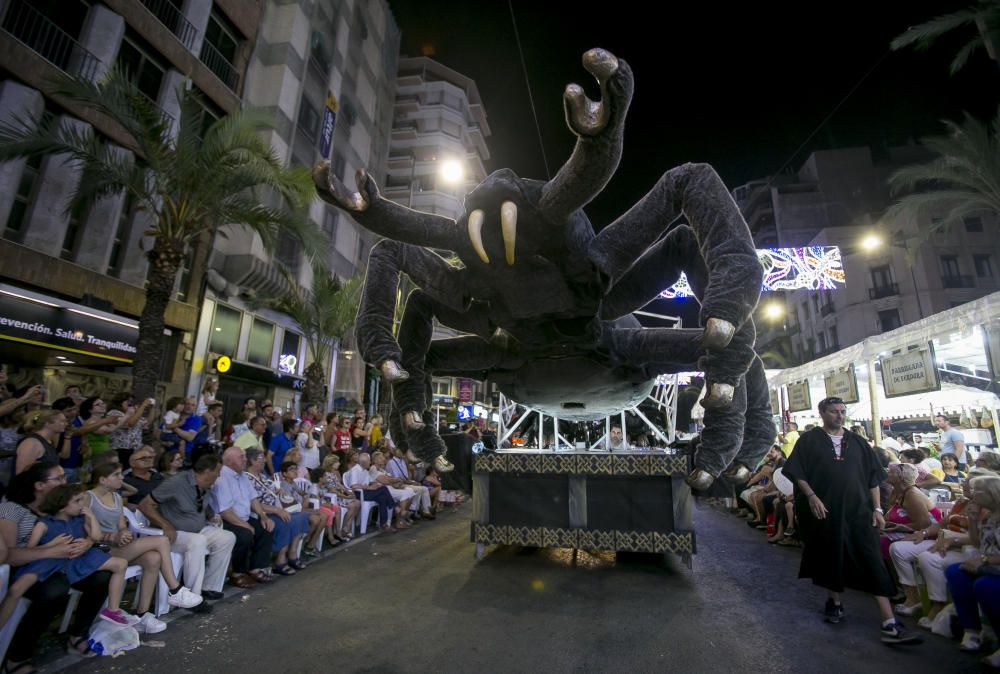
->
xmin=132 ymin=239 xmax=183 ymax=404
xmin=302 ymin=360 xmax=327 ymax=409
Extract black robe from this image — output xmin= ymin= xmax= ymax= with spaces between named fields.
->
xmin=782 ymin=427 xmax=894 ymax=596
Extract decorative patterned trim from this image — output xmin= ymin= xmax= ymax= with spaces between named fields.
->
xmin=475 ymin=452 xmax=688 ymax=476
xmin=471 ymin=523 xmax=694 ymax=554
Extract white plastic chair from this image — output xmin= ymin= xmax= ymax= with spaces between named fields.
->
xmin=59 ymin=563 xmax=142 ymax=632
xmin=0 ymin=564 xmax=29 ymax=663
xmin=123 ymin=508 xmax=185 ymax=617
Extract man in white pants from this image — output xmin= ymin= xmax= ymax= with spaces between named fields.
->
xmin=385 ymin=448 xmax=435 ymax=518
xmin=140 ymin=454 xmax=236 ymax=610
xmin=369 ymin=451 xmax=416 ymax=516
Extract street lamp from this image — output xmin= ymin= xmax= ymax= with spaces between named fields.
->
xmin=860 ymin=230 xmax=925 ymax=319
xmin=763 ymin=301 xmax=785 ymax=321
xmin=439 ymin=159 xmax=464 ymax=185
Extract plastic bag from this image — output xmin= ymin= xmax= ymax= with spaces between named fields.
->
xmin=930 ymin=603 xmax=957 ymax=639
xmin=88 ymin=620 xmax=140 ymax=656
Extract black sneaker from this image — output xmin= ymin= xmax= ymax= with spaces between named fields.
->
xmin=881 ymin=620 xmax=922 ymax=645
xmin=824 ymin=598 xmax=845 ymax=624
xmin=188 ymin=601 xmax=212 ymax=614
xmin=201 ymin=591 xmax=224 ymax=601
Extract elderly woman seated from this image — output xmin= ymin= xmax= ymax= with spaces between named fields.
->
xmin=945 ymin=474 xmax=1000 ymax=667
xmin=889 ymin=469 xmax=990 ymax=625
xmin=880 ymin=463 xmax=940 ymax=561
xmin=245 ymin=447 xmax=311 ymax=576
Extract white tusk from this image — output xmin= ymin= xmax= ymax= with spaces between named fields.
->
xmin=501 ymin=200 xmax=517 ymax=265
xmin=468 ymin=209 xmax=489 ymax=264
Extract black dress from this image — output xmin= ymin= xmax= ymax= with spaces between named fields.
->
xmin=782 ymin=427 xmax=894 ymax=596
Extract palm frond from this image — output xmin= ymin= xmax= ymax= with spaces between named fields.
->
xmin=951 ymin=37 xmax=985 ymax=74
xmin=890 ymin=8 xmax=980 ymax=51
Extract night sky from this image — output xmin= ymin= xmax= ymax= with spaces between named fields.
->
xmin=389 ymin=1 xmax=997 ymax=226
xmin=387 ymin=1 xmax=997 ymax=325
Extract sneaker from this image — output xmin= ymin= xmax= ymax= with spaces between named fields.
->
xmin=894 ymin=603 xmax=922 ymax=617
xmin=917 ymin=616 xmax=934 ymax=631
xmin=824 ymin=599 xmax=845 ymax=624
xmin=167 ymin=586 xmax=203 ymax=609
xmin=134 ymin=612 xmax=167 ymax=634
xmin=201 ymin=590 xmax=224 ymax=601
xmin=99 ymin=608 xmax=130 ymax=626
xmin=881 ymin=620 xmax=923 ymax=645
xmin=188 ymin=601 xmax=212 ymax=614
xmin=960 ymin=630 xmax=983 ymax=652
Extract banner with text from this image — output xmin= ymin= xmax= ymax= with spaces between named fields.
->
xmin=824 ymin=364 xmax=860 ymax=404
xmin=0 ymin=292 xmax=137 ymax=361
xmin=787 ymin=380 xmax=812 ymax=412
xmin=880 ymin=345 xmax=940 ymax=398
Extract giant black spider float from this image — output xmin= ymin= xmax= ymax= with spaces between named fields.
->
xmin=314 ymin=48 xmax=774 ymax=489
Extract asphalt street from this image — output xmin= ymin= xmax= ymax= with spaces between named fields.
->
xmin=61 ymin=502 xmax=977 ymax=673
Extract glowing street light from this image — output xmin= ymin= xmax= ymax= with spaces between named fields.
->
xmin=439 ymin=159 xmax=464 ymax=184
xmin=763 ymin=302 xmax=785 ymax=321
xmin=860 ymin=233 xmax=882 ymax=252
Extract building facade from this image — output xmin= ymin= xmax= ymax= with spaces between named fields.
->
xmin=383 ymin=55 xmax=492 ymax=420
xmin=189 ymin=0 xmax=399 ymax=415
xmin=0 ymin=0 xmax=257 ymax=400
xmin=737 ymin=146 xmax=1000 ymax=366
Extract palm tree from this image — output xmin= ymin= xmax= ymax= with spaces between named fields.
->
xmin=0 ymin=67 xmax=322 ymax=402
xmin=260 ymin=263 xmax=362 ymax=408
xmin=891 ymin=1 xmax=1000 ymax=75
xmin=885 ymin=108 xmax=1000 ymax=237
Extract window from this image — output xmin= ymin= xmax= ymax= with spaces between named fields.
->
xmin=801 ymin=301 xmax=810 ymax=321
xmin=106 ymin=193 xmax=135 ymax=277
xmin=274 ymin=232 xmax=300 ymax=274
xmin=117 ymin=31 xmax=167 ymax=103
xmin=60 ymin=212 xmax=84 ymax=261
xmin=975 ymin=254 xmax=994 ymax=278
xmin=4 ymin=154 xmax=42 ymax=241
xmin=203 ymin=12 xmax=239 ymax=64
xmin=247 ymin=318 xmax=275 ymax=366
xmin=870 ymin=264 xmax=893 ymax=288
xmin=828 ymin=326 xmax=839 ymax=350
xmin=817 ymin=331 xmax=827 ymax=352
xmin=878 ymin=309 xmax=901 ymax=333
xmin=278 ymin=331 xmax=301 ymax=375
xmin=209 ymin=304 xmax=241 ymax=355
xmin=297 ymin=97 xmax=321 ymax=142
xmin=940 ymin=255 xmax=961 ymax=277
xmin=811 ymin=295 xmax=820 ymax=315
xmin=965 ymin=216 xmax=984 ymax=232
xmin=432 ymin=378 xmax=451 ymax=396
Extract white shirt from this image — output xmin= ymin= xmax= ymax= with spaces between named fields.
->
xmin=295 ymin=433 xmax=320 ymax=470
xmin=881 ymin=437 xmax=902 ymax=453
xmin=828 ymin=433 xmax=844 ymax=458
xmin=343 ymin=464 xmax=370 ymax=489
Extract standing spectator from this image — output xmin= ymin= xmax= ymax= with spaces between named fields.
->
xmin=63 ymin=385 xmax=85 ymax=405
xmin=0 ymin=462 xmax=111 ymax=664
xmin=213 ymin=446 xmax=275 ymax=587
xmin=192 ymin=401 xmax=224 ymax=464
xmin=235 ymin=416 xmax=267 ymax=453
xmin=351 ymin=416 xmax=370 ymax=450
xmin=260 ymin=402 xmax=275 ymax=449
xmin=778 ymin=422 xmax=799 ymax=458
xmin=936 ymin=413 xmax=967 ymax=469
xmin=323 ymin=413 xmax=339 ymax=451
xmin=228 ymin=408 xmax=254 ymax=445
xmin=269 ymin=418 xmax=298 ymax=475
xmin=75 ymin=396 xmax=119 ymax=466
xmin=302 ymin=404 xmax=320 ymax=425
xmin=140 ymin=454 xmax=236 ymax=607
xmin=159 ymin=397 xmax=185 ymax=453
xmin=368 ymin=415 xmax=384 ymax=447
xmin=196 ymin=378 xmax=218 ymax=416
xmin=296 ymin=420 xmax=321 ymax=472
xmin=0 ymin=385 xmax=42 ymax=419
xmin=15 ymin=410 xmax=68 ymax=475
xmin=107 ymin=393 xmax=154 ymax=467
xmin=174 ymin=397 xmax=203 ymax=463
xmin=782 ymin=396 xmax=920 ymax=645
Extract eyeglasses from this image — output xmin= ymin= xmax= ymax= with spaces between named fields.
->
xmin=44 ymin=475 xmax=67 ymax=483
xmin=134 ymin=456 xmax=155 ymax=462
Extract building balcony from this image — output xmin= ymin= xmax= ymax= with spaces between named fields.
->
xmin=2 ymin=0 xmax=101 ymax=80
xmin=138 ymin=0 xmax=199 ymax=51
xmin=198 ymin=39 xmax=238 ymax=92
xmin=820 ymin=303 xmax=835 ymax=317
xmin=868 ymin=283 xmax=899 ymax=300
xmin=942 ymin=274 xmax=975 ymax=289
xmin=394 ymin=94 xmax=420 ymax=113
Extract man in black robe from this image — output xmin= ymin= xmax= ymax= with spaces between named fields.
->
xmin=783 ymin=396 xmax=921 ymax=645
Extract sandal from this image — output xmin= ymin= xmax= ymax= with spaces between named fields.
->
xmin=249 ymin=569 xmax=273 ymax=583
xmin=289 ymin=559 xmax=307 ymax=571
xmin=66 ymin=636 xmax=97 ymax=659
xmin=272 ymin=564 xmax=296 ymax=576
xmin=3 ymin=658 xmax=39 ymax=673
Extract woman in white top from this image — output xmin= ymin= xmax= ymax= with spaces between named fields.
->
xmin=196 ymin=378 xmax=217 ymax=416
xmin=296 ymin=420 xmax=321 ymax=472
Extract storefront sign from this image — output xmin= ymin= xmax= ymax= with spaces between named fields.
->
xmin=0 ymin=289 xmax=137 ymax=362
xmin=215 ymin=355 xmax=231 ymax=373
xmin=786 ymin=381 xmax=812 ymax=412
xmin=278 ymin=353 xmax=298 ymax=375
xmin=319 ymin=93 xmax=338 ymax=158
xmin=222 ymin=361 xmax=305 ymax=391
xmin=881 ymin=345 xmax=940 ymax=398
xmin=824 ymin=365 xmax=859 ymax=404
xmin=458 ymin=378 xmax=473 ymax=403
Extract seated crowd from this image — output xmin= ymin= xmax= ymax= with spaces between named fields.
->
xmin=0 ymin=379 xmax=449 ymax=670
xmin=729 ymin=422 xmax=1000 ymax=666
